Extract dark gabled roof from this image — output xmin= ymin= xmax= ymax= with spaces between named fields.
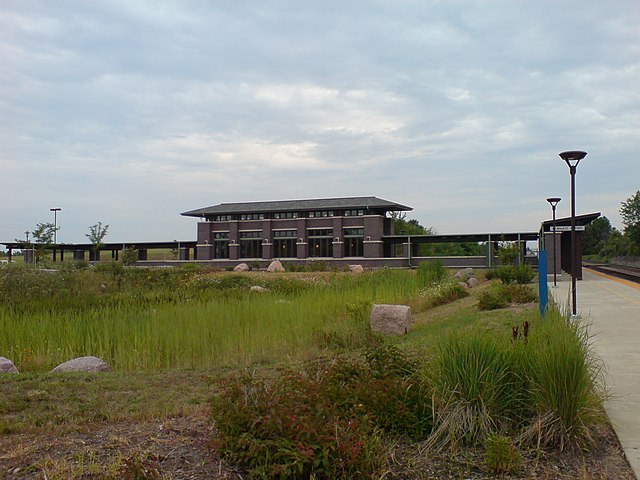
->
xmin=181 ymin=196 xmax=412 ymax=217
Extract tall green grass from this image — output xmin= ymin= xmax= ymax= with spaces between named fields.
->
xmin=0 ymin=268 xmax=424 ymax=371
xmin=427 ymin=310 xmax=606 ymax=451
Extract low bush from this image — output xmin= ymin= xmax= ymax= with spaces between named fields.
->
xmin=495 ymin=264 xmax=534 ymax=284
xmin=477 ymin=283 xmax=511 ymax=310
xmin=210 ymin=344 xmax=431 ymax=479
xmin=508 ymin=284 xmax=537 ymax=304
xmin=477 ymin=282 xmax=537 ymax=310
xmin=412 ymin=277 xmax=469 ymax=312
xmin=485 ymin=434 xmax=521 ymax=474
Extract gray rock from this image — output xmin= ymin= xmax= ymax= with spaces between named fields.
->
xmin=250 ymin=285 xmax=268 ymax=293
xmin=454 ymin=268 xmax=474 ymax=281
xmin=349 ymin=265 xmax=364 ymax=274
xmin=467 ymin=277 xmax=479 ymax=288
xmin=52 ymin=356 xmax=111 ymax=373
xmin=459 ymin=281 xmax=469 ymax=289
xmin=370 ymin=304 xmax=411 ymax=335
xmin=0 ymin=356 xmax=18 ymax=373
xmin=233 ymin=263 xmax=250 ymax=272
xmin=267 ymin=260 xmax=285 ymax=272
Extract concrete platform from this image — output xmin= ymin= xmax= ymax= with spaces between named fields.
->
xmin=549 ymin=269 xmax=640 ymax=479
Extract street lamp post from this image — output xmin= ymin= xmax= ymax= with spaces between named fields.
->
xmin=559 ymin=151 xmax=587 ymax=319
xmin=546 ymin=197 xmax=561 ymax=288
xmin=50 ymin=208 xmax=61 ymax=262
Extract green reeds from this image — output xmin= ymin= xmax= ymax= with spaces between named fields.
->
xmin=426 ymin=310 xmax=606 ymax=451
xmin=0 ymin=268 xmax=423 ymax=371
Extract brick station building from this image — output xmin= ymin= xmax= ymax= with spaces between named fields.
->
xmin=181 ymin=196 xmax=412 ymax=262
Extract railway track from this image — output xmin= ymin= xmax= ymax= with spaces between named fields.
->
xmin=584 ymin=262 xmax=640 ymax=284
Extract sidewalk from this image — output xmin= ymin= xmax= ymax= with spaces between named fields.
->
xmin=549 ymin=269 xmax=640 ymax=478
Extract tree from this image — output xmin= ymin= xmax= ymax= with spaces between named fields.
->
xmin=32 ymin=222 xmax=57 ymax=246
xmin=582 ymin=216 xmax=612 ymax=256
xmin=620 ymin=191 xmax=640 ymax=249
xmin=86 ymin=222 xmax=109 ymax=253
xmin=30 ymin=222 xmax=58 ymax=262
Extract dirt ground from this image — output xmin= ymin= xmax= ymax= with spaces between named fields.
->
xmin=1 ymin=411 xmax=635 ymax=480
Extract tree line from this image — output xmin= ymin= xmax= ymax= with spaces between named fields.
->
xmin=583 ymin=191 xmax=640 ymax=259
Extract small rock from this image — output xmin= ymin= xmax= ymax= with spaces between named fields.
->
xmin=0 ymin=357 xmax=18 ymax=373
xmin=52 ymin=356 xmax=111 ymax=373
xmin=467 ymin=277 xmax=479 ymax=288
xmin=267 ymin=260 xmax=285 ymax=272
xmin=250 ymin=285 xmax=268 ymax=293
xmin=349 ymin=265 xmax=364 ymax=274
xmin=459 ymin=282 xmax=469 ymax=289
xmin=233 ymin=263 xmax=250 ymax=272
xmin=370 ymin=304 xmax=411 ymax=335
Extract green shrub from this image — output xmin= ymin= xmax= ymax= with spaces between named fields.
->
xmin=495 ymin=264 xmax=534 ymax=284
xmin=210 ymin=345 xmax=432 ymax=478
xmin=122 ymin=247 xmax=138 ymax=266
xmin=477 ymin=282 xmax=537 ymax=310
xmin=211 ymin=369 xmax=386 ymax=479
xmin=485 ymin=434 xmax=521 ymax=474
xmin=477 ymin=283 xmax=511 ymax=310
xmin=413 ymin=277 xmax=468 ymax=311
xmin=416 ymin=260 xmax=447 ymax=288
xmin=94 ymin=261 xmax=125 ymax=275
xmin=507 ymin=284 xmax=537 ymax=304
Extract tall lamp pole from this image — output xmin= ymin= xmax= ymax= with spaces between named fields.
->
xmin=50 ymin=207 xmax=61 ymax=262
xmin=546 ymin=197 xmax=561 ymax=288
xmin=559 ymin=151 xmax=587 ymax=319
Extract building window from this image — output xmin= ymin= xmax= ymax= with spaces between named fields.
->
xmin=308 ymin=211 xmax=334 ymax=218
xmin=344 ymin=228 xmax=364 ymax=257
xmin=273 ymin=230 xmax=296 ymax=257
xmin=274 ymin=239 xmax=296 ymax=257
xmin=308 ymin=229 xmax=333 ymax=257
xmin=239 ymin=213 xmax=264 ymax=221
xmin=344 ymin=209 xmax=364 ymax=217
xmin=273 ymin=212 xmax=299 ymax=219
xmin=214 ymin=215 xmax=233 ymax=221
xmin=214 ymin=232 xmax=229 ymax=239
xmin=240 ymin=231 xmax=262 ymax=258
xmin=273 ymin=230 xmax=297 ymax=238
xmin=214 ymin=241 xmax=229 ymax=259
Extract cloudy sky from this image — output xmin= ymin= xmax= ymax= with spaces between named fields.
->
xmin=1 ymin=1 xmax=638 ymax=246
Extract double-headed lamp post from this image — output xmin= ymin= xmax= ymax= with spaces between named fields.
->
xmin=559 ymin=150 xmax=587 ymax=319
xmin=546 ymin=197 xmax=561 ymax=288
xmin=50 ymin=207 xmax=61 ymax=262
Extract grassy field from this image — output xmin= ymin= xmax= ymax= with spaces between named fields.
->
xmin=0 ymin=264 xmax=633 ymax=479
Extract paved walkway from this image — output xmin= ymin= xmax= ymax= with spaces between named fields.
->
xmin=549 ymin=269 xmax=640 ymax=478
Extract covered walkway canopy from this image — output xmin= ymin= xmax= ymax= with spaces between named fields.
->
xmin=1 ymin=240 xmax=197 ymax=262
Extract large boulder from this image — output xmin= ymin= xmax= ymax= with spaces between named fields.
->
xmin=454 ymin=268 xmax=474 ymax=281
xmin=467 ymin=276 xmax=479 ymax=288
xmin=233 ymin=263 xmax=250 ymax=272
xmin=349 ymin=265 xmax=364 ymax=274
xmin=370 ymin=304 xmax=411 ymax=335
xmin=51 ymin=356 xmax=111 ymax=373
xmin=267 ymin=260 xmax=285 ymax=273
xmin=0 ymin=357 xmax=18 ymax=373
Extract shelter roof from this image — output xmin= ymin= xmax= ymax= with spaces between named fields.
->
xmin=540 ymin=212 xmax=601 ymax=229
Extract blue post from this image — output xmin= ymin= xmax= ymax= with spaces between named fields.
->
xmin=538 ymin=250 xmax=548 ymax=317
